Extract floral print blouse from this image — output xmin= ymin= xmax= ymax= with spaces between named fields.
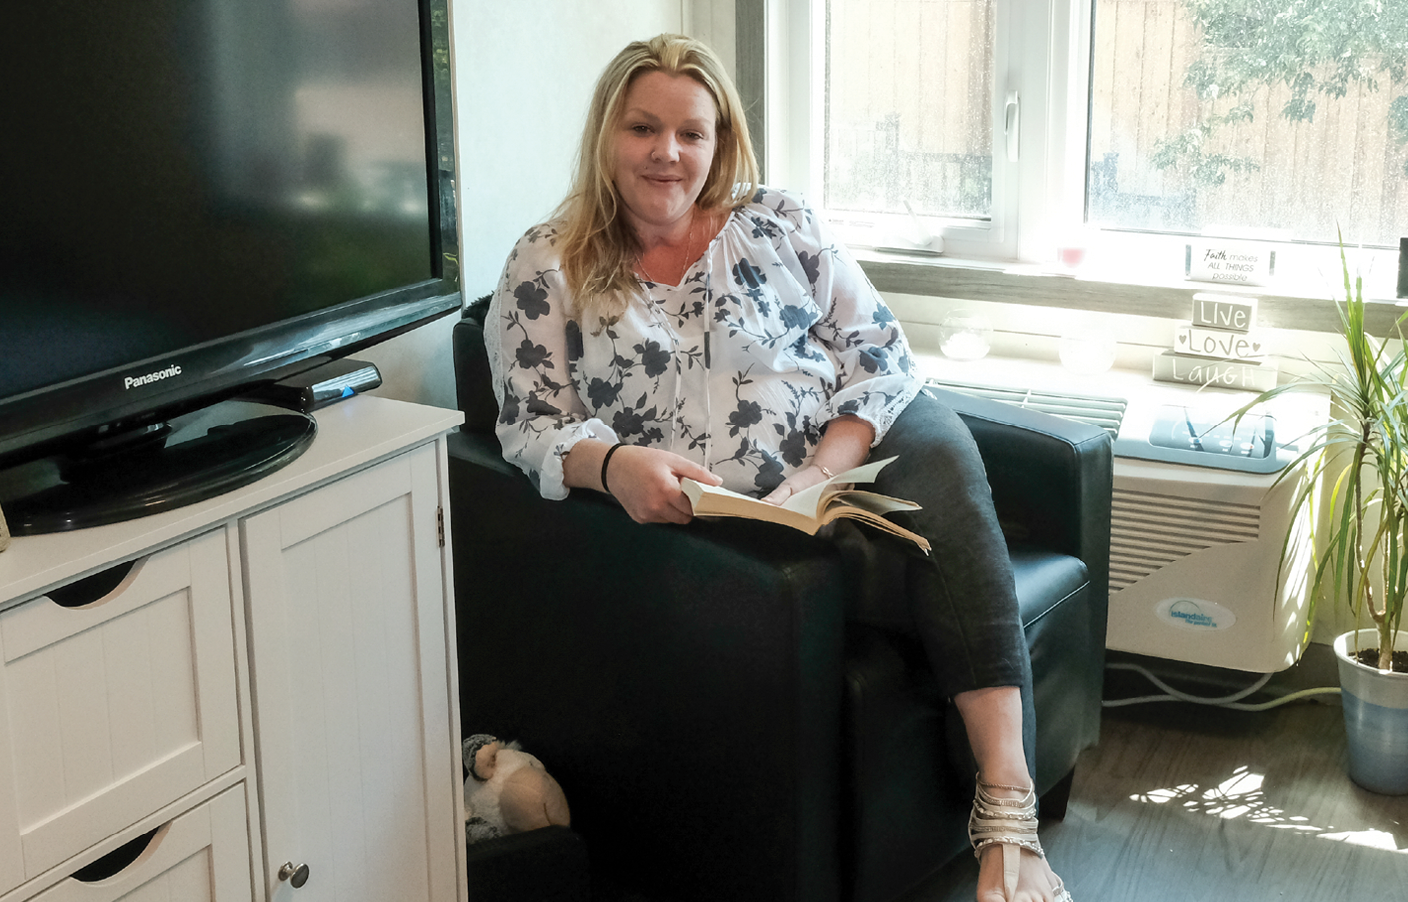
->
xmin=487 ymin=187 xmax=921 ymax=500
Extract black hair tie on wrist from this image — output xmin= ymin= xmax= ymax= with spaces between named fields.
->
xmin=601 ymin=442 xmax=626 ymax=496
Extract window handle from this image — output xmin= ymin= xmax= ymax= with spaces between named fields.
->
xmin=1005 ymin=91 xmax=1020 ymax=162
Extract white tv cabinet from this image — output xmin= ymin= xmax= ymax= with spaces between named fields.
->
xmin=0 ymin=396 xmax=466 ymax=902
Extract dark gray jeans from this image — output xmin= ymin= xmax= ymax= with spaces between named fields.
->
xmin=830 ymin=387 xmax=1037 ymax=778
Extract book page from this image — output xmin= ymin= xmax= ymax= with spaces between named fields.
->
xmin=680 ymin=457 xmax=929 ymax=551
xmin=680 ymin=480 xmax=821 ymax=533
xmin=681 ymin=457 xmax=902 ymax=522
xmin=825 ymin=490 xmax=920 ymax=517
xmin=783 ymin=457 xmax=899 ymax=518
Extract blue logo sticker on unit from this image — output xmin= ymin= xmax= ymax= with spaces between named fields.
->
xmin=1156 ymin=597 xmax=1237 ymax=631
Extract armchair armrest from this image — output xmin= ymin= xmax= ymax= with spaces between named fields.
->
xmin=926 ymin=385 xmax=1113 ymax=624
xmin=446 ymin=430 xmax=848 ymax=902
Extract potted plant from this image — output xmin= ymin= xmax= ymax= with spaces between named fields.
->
xmin=1237 ymin=241 xmax=1408 ymax=794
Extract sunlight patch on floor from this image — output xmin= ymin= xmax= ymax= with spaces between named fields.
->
xmin=1129 ymin=765 xmax=1407 ymax=853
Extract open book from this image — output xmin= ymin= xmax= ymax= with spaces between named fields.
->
xmin=681 ymin=457 xmax=930 ymax=554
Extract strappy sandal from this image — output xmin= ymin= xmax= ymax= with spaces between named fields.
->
xmin=968 ymin=775 xmax=1073 ymax=902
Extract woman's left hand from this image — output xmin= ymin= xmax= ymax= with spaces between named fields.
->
xmin=760 ymin=464 xmax=834 ymax=506
xmin=762 ymin=414 xmax=875 ymax=506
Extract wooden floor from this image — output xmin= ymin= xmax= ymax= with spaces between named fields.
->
xmin=907 ymin=657 xmax=1408 ymax=902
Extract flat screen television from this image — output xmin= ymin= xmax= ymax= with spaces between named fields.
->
xmin=0 ymin=0 xmax=461 ymax=534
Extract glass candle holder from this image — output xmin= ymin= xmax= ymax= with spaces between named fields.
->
xmin=939 ymin=310 xmax=993 ymax=361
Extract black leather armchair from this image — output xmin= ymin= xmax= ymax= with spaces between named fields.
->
xmin=447 ymin=300 xmax=1112 ymax=902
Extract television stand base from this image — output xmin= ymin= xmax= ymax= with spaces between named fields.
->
xmin=0 ymin=399 xmax=316 ymax=536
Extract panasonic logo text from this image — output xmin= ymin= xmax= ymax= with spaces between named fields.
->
xmin=124 ymin=365 xmax=183 ymax=390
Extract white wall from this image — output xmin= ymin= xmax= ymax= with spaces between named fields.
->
xmin=453 ymin=0 xmax=700 ymax=295
xmin=364 ymin=0 xmax=704 ymax=408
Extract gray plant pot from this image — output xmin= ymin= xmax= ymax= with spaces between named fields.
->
xmin=1334 ymin=628 xmax=1408 ymax=795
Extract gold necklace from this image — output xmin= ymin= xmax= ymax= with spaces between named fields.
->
xmin=638 ymin=211 xmax=699 ymax=285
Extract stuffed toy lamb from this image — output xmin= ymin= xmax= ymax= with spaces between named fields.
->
xmin=462 ymin=734 xmax=571 ymax=844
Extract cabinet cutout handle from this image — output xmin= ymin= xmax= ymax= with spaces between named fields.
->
xmin=279 ymin=861 xmax=311 ymax=888
xmin=71 ymin=825 xmax=162 ymax=882
xmin=46 ymin=558 xmax=141 ymax=608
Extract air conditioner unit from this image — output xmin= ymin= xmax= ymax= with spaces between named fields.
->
xmin=1104 ymin=449 xmax=1315 ymax=673
xmin=924 ymin=358 xmax=1324 ymax=673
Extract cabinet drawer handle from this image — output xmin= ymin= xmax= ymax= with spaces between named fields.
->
xmin=71 ymin=826 xmax=163 ymax=881
xmin=279 ymin=861 xmax=311 ymax=888
xmin=46 ymin=558 xmax=141 ymax=608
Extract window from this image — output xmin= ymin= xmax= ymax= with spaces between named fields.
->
xmin=764 ymin=0 xmax=1406 ymax=301
xmin=1089 ymin=0 xmax=1408 ymax=250
xmin=764 ymin=0 xmax=1088 ymax=261
xmin=824 ymin=0 xmax=995 ymax=225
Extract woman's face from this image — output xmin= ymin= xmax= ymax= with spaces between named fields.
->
xmin=611 ymin=70 xmax=718 ymax=239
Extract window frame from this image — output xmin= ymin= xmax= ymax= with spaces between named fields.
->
xmin=733 ymin=0 xmax=1405 ymax=336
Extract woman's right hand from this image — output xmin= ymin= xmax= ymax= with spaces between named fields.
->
xmin=604 ymin=445 xmax=721 ymax=524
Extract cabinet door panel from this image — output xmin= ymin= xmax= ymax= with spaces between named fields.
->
xmin=0 ymin=531 xmax=240 ymax=889
xmin=243 ymin=445 xmax=457 ymax=902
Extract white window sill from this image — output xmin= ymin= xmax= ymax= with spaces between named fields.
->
xmin=854 ymin=249 xmax=1406 ymax=336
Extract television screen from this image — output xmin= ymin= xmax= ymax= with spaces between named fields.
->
xmin=0 ymin=0 xmax=460 ymax=532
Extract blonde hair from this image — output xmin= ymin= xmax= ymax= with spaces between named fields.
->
xmin=556 ymin=34 xmax=760 ymax=322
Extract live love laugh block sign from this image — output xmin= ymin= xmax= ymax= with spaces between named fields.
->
xmin=1155 ymin=293 xmax=1278 ymax=391
xmin=1175 ymin=324 xmax=1266 ymax=360
xmin=1153 ymin=351 xmax=1278 ymax=391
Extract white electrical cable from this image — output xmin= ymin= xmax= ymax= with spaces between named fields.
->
xmin=1102 ymin=661 xmax=1341 ymax=711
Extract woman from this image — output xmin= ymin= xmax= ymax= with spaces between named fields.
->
xmin=487 ymin=33 xmax=1072 ymax=902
